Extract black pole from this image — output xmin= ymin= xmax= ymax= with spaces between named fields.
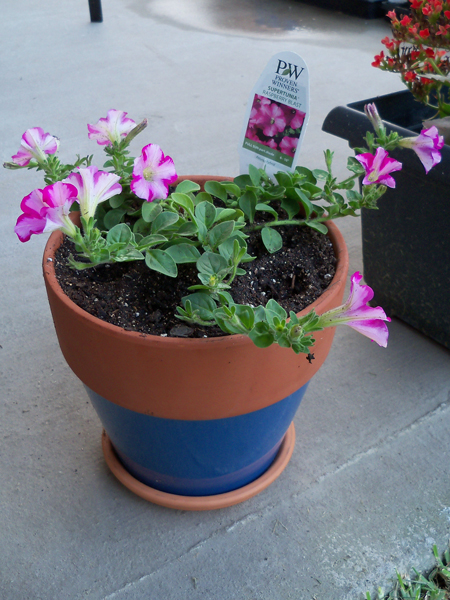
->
xmin=88 ymin=0 xmax=103 ymax=22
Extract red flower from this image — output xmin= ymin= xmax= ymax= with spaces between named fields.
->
xmin=404 ymin=71 xmax=417 ymax=81
xmin=372 ymin=51 xmax=385 ymax=67
xmin=445 ymin=10 xmax=450 ymax=18
xmin=381 ymin=36 xmax=395 ymax=49
xmin=410 ymin=0 xmax=423 ymax=8
xmin=400 ymin=15 xmax=412 ymax=25
xmin=419 ymin=28 xmax=430 ymax=38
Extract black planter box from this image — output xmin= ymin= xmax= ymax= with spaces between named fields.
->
xmin=297 ymin=0 xmax=385 ymax=19
xmin=322 ymin=90 xmax=450 ymax=349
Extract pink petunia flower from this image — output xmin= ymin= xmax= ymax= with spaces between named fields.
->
xmin=279 ymin=136 xmax=298 ymax=157
xmin=355 ymin=147 xmax=402 ymax=188
xmin=261 ymin=138 xmax=279 ymax=150
xmin=282 ymin=107 xmax=305 ymax=130
xmin=87 ymin=109 xmax=137 ymax=147
xmin=252 ymin=95 xmax=271 ymax=110
xmin=11 ymin=127 xmax=59 ymax=166
xmin=317 ymin=272 xmax=390 ymax=347
xmin=256 ymin=103 xmax=287 ymax=138
xmin=245 ymin=125 xmax=261 ymax=142
xmin=15 ymin=182 xmax=78 ymax=242
xmin=64 ymin=166 xmax=122 ymax=219
xmin=131 ymin=144 xmax=177 ymax=202
xmin=398 ymin=126 xmax=444 ymax=173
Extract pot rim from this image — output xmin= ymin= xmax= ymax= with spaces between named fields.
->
xmin=43 ymin=176 xmax=349 ymax=349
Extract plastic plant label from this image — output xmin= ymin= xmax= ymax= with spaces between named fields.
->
xmin=239 ymin=51 xmax=309 ymax=179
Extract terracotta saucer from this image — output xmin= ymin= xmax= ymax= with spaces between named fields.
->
xmin=101 ymin=423 xmax=296 ymax=511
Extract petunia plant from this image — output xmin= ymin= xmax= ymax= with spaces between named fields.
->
xmin=4 ymin=105 xmax=442 ymax=354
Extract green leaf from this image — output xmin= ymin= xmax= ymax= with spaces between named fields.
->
xmin=114 ymin=248 xmax=144 ymax=262
xmin=142 ymin=201 xmax=162 ymax=223
xmin=145 ymin=249 xmax=178 ymax=277
xmin=109 ymin=194 xmax=126 ymax=209
xmin=306 ymin=221 xmax=328 ymax=235
xmin=103 ymin=208 xmax=127 ymax=230
xmin=195 ymin=201 xmax=216 ymax=230
xmin=312 ymin=169 xmax=329 ymax=180
xmin=206 ymin=220 xmax=235 ymax=250
xmin=248 ymin=164 xmax=262 ymax=186
xmin=255 ymin=203 xmax=278 ymax=218
xmin=274 ymin=171 xmax=293 ymax=188
xmin=280 ymin=196 xmax=301 ymax=220
xmin=106 ymin=223 xmax=133 ymax=245
xmin=233 ymin=174 xmax=252 ymax=189
xmin=295 ymin=166 xmax=316 ymax=184
xmin=249 ymin=322 xmax=274 ymax=348
xmin=177 ymin=221 xmax=198 ymax=236
xmin=137 ymin=233 xmax=168 ymax=249
xmin=175 ymin=180 xmax=201 ymax=194
xmin=204 ymin=180 xmax=227 ymax=202
xmin=132 ymin=218 xmax=151 ymax=236
xmin=171 ymin=192 xmax=195 ymax=217
xmin=151 ymin=211 xmax=179 ymax=234
xmin=239 ymin=190 xmax=257 ymax=222
xmin=196 ymin=252 xmax=228 ymax=275
xmin=214 ymin=208 xmax=240 ymax=223
xmin=266 ymin=299 xmax=287 ymax=320
xmin=182 ymin=293 xmax=216 ymax=320
xmin=221 ymin=182 xmax=241 ymax=198
xmin=347 ymin=156 xmax=365 ymax=174
xmin=218 ymin=236 xmax=246 ymax=261
xmin=261 ymin=227 xmax=283 ymax=254
xmin=302 ymin=182 xmax=322 ymax=197
xmin=234 ymin=304 xmax=255 ymax=331
xmin=295 ymin=190 xmax=314 ymax=219
xmin=193 ymin=191 xmax=213 ymax=205
xmin=165 ymin=243 xmax=201 ymax=264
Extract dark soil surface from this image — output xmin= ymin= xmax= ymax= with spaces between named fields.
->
xmin=54 ymin=225 xmax=336 ymax=338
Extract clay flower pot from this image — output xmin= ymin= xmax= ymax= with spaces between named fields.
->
xmin=42 ymin=176 xmax=349 ymax=510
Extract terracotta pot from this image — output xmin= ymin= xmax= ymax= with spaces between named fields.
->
xmin=43 ymin=176 xmax=349 ymax=510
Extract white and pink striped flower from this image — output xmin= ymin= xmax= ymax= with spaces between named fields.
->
xmin=398 ymin=126 xmax=444 ymax=173
xmin=64 ymin=166 xmax=122 ymax=219
xmin=15 ymin=182 xmax=78 ymax=242
xmin=318 ymin=272 xmax=390 ymax=347
xmin=11 ymin=127 xmax=59 ymax=166
xmin=87 ymin=109 xmax=137 ymax=146
xmin=131 ymin=143 xmax=177 ymax=202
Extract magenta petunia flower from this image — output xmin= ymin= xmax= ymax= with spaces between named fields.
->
xmin=256 ymin=103 xmax=287 ymax=138
xmin=11 ymin=127 xmax=59 ymax=166
xmin=252 ymin=95 xmax=271 ymax=110
xmin=245 ymin=125 xmax=261 ymax=142
xmin=317 ymin=272 xmax=390 ymax=347
xmin=131 ymin=144 xmax=177 ymax=202
xmin=64 ymin=166 xmax=122 ymax=219
xmin=355 ymin=147 xmax=402 ymax=188
xmin=398 ymin=126 xmax=444 ymax=173
xmin=87 ymin=109 xmax=137 ymax=147
xmin=15 ymin=182 xmax=78 ymax=242
xmin=282 ymin=107 xmax=305 ymax=130
xmin=279 ymin=136 xmax=298 ymax=157
xmin=261 ymin=138 xmax=279 ymax=149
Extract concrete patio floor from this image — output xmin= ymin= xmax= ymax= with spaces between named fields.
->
xmin=1 ymin=1 xmax=449 ymax=598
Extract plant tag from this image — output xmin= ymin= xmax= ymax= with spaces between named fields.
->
xmin=239 ymin=51 xmax=309 ymax=178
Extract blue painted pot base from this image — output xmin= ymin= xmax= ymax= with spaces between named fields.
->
xmin=101 ymin=423 xmax=296 ymax=510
